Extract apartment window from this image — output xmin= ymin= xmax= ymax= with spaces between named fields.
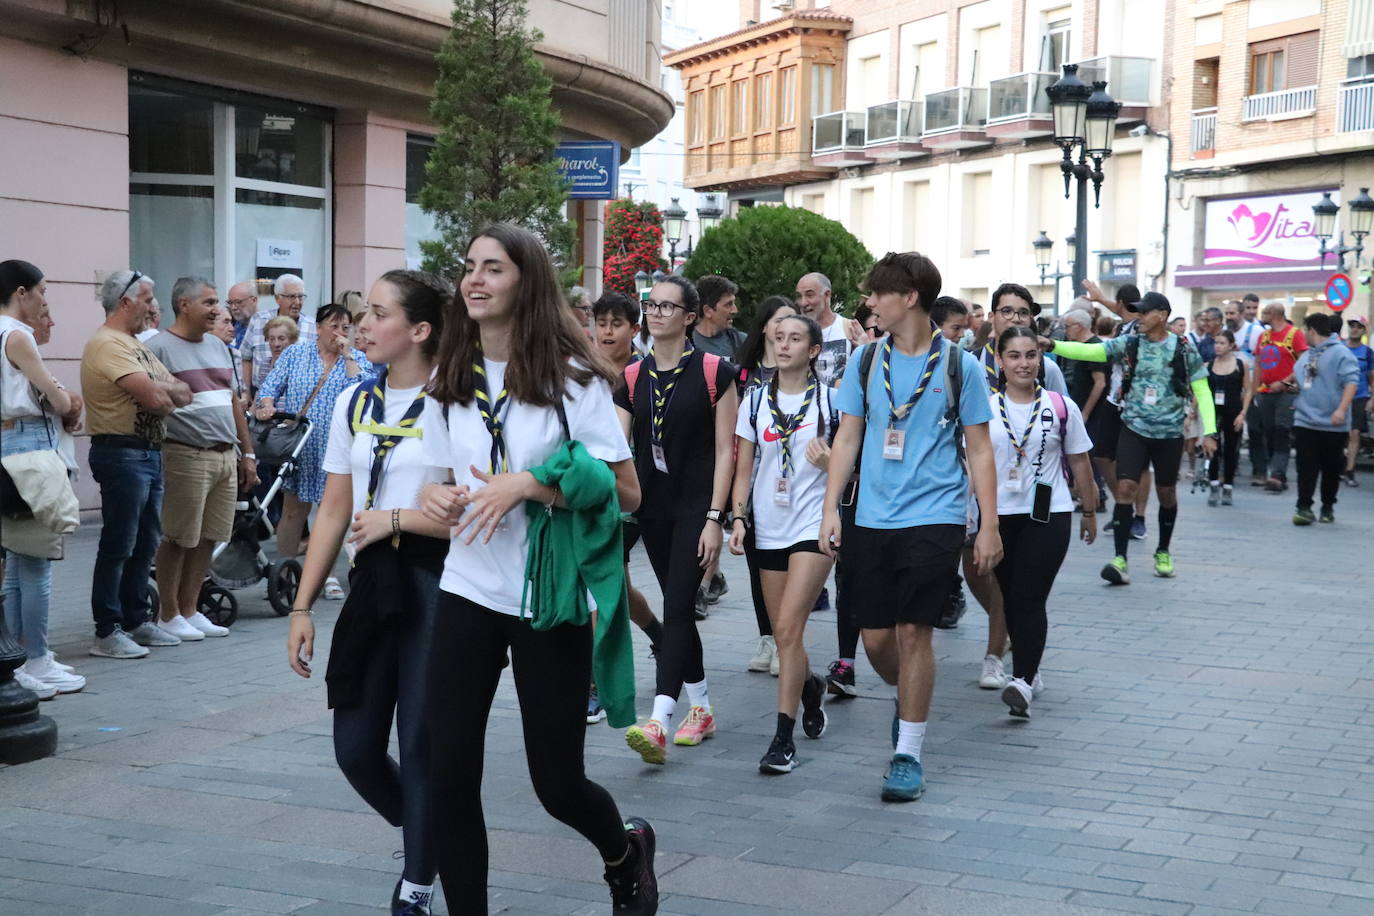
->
xmin=811 ymin=63 xmax=835 ymax=116
xmin=1348 ymin=53 xmax=1374 ymax=78
xmin=972 ymin=25 xmax=1002 ymax=86
xmin=1040 ymin=16 xmax=1072 ymax=73
xmin=861 ymin=55 xmax=885 ymax=106
xmin=755 ymin=72 xmax=773 ymax=128
xmin=780 ymin=67 xmax=797 ymax=123
xmin=909 ymin=41 xmax=938 ymax=97
xmin=963 ymin=172 xmax=992 ymax=256
xmin=1249 ymin=31 xmax=1319 ymax=94
xmin=710 ymin=85 xmax=726 ymax=138
xmin=689 ymin=90 xmax=704 ymax=143
xmin=732 ymin=79 xmax=748 ymax=135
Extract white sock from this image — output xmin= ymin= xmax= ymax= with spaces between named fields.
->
xmin=896 ymin=720 xmax=927 ymax=762
xmin=398 ymin=880 xmax=433 ymax=909
xmin=684 ymin=679 xmax=710 ymax=711
xmin=650 ymin=694 xmax=676 ymax=729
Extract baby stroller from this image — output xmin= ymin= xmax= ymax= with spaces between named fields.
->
xmin=205 ymin=411 xmax=315 ymax=620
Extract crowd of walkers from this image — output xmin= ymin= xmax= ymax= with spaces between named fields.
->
xmin=1 ymin=240 xmax=1368 ymax=914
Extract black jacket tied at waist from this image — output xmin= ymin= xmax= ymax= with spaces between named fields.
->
xmin=325 ymin=532 xmax=448 ymax=709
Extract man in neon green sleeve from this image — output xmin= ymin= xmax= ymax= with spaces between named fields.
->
xmin=1043 ymin=292 xmax=1216 ymax=583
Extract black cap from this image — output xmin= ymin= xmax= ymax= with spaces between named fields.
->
xmin=1138 ymin=291 xmax=1171 ymax=314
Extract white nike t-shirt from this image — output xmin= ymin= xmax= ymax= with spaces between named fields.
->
xmin=736 ymin=383 xmax=833 ymax=549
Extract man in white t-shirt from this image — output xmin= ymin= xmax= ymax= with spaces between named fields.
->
xmin=795 ymin=272 xmax=853 ymax=389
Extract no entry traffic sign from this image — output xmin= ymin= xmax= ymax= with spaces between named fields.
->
xmin=1325 ymin=273 xmax=1354 ymax=311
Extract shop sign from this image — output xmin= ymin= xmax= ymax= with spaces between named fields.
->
xmin=556 ymin=141 xmax=620 ymax=199
xmin=256 ymin=238 xmax=304 ymax=282
xmin=1203 ymin=189 xmax=1336 ymax=266
xmin=1097 ymin=249 xmax=1137 ymax=282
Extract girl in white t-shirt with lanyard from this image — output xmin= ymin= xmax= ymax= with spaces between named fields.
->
xmin=287 ymin=270 xmax=450 ymax=915
xmin=415 ymin=224 xmax=657 ymax=914
xmin=988 ymin=327 xmax=1098 ymax=720
xmin=729 ymin=314 xmax=835 ymax=774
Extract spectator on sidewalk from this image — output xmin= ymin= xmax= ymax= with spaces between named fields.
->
xmin=1 ymin=260 xmax=87 ymax=696
xmin=242 ymin=274 xmax=316 ymax=397
xmin=224 ymin=280 xmax=259 ymax=350
xmin=81 ymin=270 xmax=192 ymax=659
xmin=149 ymin=277 xmax=259 ymax=642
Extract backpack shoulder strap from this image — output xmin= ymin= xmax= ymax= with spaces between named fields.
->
xmin=749 ymin=383 xmax=766 ymax=430
xmin=944 ymin=339 xmax=961 ymax=425
xmin=1046 ymin=389 xmax=1072 ymax=481
xmin=859 ymin=341 xmax=879 ymax=419
xmin=554 ymin=396 xmax=570 ymax=441
xmin=624 ymin=360 xmax=643 ymax=407
xmin=703 ymin=352 xmax=721 ymax=404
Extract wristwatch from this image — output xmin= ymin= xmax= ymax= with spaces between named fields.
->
xmin=705 ymin=509 xmax=726 ymax=526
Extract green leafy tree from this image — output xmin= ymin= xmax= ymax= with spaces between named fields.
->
xmin=681 ymin=205 xmax=873 ymax=329
xmin=602 ymin=199 xmax=668 ymax=296
xmin=418 ymin=0 xmax=574 ymax=279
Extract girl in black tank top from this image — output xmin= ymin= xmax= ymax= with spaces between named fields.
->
xmin=1206 ymin=331 xmax=1253 ymax=497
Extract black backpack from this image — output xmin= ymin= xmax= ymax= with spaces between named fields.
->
xmin=1121 ymin=333 xmax=1192 ymax=400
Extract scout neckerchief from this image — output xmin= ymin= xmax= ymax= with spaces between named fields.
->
xmin=982 ymin=343 xmax=1000 ymax=391
xmin=882 ymin=335 xmax=942 ymax=424
xmin=766 ymin=371 xmax=817 ymax=478
xmin=648 ymin=342 xmax=694 ymax=444
xmin=472 ymin=356 xmax=511 ymax=473
xmin=997 ymin=383 xmax=1043 ymax=480
xmin=350 ymin=368 xmax=427 ymax=510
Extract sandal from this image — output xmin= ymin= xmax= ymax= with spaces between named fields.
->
xmin=323 ymin=577 xmax=345 ymax=600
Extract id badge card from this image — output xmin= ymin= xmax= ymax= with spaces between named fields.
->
xmin=1214 ymin=390 xmax=1225 ymax=406
xmin=1302 ymin=376 xmax=1314 ymax=391
xmin=1007 ymin=465 xmax=1020 ymax=482
xmin=773 ymin=476 xmax=792 ymax=507
xmin=1143 ymin=386 xmax=1159 ymax=406
xmin=882 ymin=426 xmax=905 ymax=461
xmin=651 ymin=442 xmax=668 ymax=473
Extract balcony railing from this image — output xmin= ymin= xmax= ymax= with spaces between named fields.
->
xmin=1074 ymin=56 xmax=1154 ymax=106
xmin=987 ymin=71 xmax=1056 ymax=122
xmin=923 ymin=87 xmax=988 ymax=134
xmin=1338 ymin=77 xmax=1374 ymax=132
xmin=1241 ymin=85 xmax=1317 ymax=121
xmin=865 ymin=100 xmax=924 ymax=145
xmin=1191 ymin=107 xmax=1217 ymax=154
xmin=813 ymin=110 xmax=867 ymax=153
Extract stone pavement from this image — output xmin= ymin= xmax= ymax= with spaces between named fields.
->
xmin=2 ymin=477 xmax=1372 ymax=915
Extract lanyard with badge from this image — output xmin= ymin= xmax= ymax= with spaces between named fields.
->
xmin=1304 ymin=341 xmax=1334 ymax=390
xmin=1028 ymin=400 xmax=1057 ymax=523
xmin=648 ymin=344 xmax=694 ymax=473
xmin=997 ymin=385 xmax=1043 ymax=482
xmin=766 ymin=373 xmax=817 ymax=507
xmin=881 ymin=336 xmax=942 ymax=460
xmin=472 ymin=358 xmax=510 ymax=473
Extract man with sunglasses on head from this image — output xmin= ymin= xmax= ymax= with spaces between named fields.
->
xmin=241 ymin=274 xmax=317 ymax=399
xmin=81 ymin=270 xmax=194 ymax=659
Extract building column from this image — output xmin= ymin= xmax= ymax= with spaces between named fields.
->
xmin=579 ymin=200 xmax=606 ymax=297
xmin=333 ymin=110 xmax=408 ymax=293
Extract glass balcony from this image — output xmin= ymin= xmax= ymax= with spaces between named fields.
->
xmin=987 ymin=71 xmax=1056 ymax=122
xmin=865 ymin=100 xmax=924 ymax=145
xmin=812 ymin=110 xmax=868 ymax=153
xmin=1073 ymin=56 xmax=1155 ymax=106
xmin=923 ymin=87 xmax=988 ymax=134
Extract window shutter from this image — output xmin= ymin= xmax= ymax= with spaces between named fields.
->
xmin=1285 ymin=31 xmax=1319 ymax=87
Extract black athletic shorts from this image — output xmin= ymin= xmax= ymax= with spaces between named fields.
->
xmin=1089 ymin=401 xmax=1122 ymax=460
xmin=1354 ymin=398 xmax=1369 ymax=434
xmin=622 ymin=517 xmax=641 ymax=565
xmin=1116 ymin=427 xmax=1184 ymax=487
xmin=753 ymin=539 xmax=824 ymax=572
xmin=841 ymin=524 xmax=964 ymax=629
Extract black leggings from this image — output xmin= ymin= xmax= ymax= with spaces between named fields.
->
xmin=638 ymin=516 xmax=707 ymax=699
xmin=427 ymin=592 xmax=629 ymax=911
xmin=742 ymin=524 xmax=771 ymax=637
xmin=992 ymin=512 xmax=1071 ymax=682
xmin=1209 ymin=407 xmax=1242 ymax=485
xmin=332 ymin=564 xmax=440 ymax=885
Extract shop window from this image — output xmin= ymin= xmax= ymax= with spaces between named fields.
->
xmin=129 ymin=87 xmax=214 ymax=175
xmin=235 ymin=105 xmax=326 ymax=187
xmin=405 ymin=134 xmax=440 ymax=269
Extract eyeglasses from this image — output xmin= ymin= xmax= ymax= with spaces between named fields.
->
xmin=572 ymin=304 xmax=593 ymax=316
xmin=995 ymin=307 xmax=1034 ymax=320
xmin=644 ymin=300 xmax=688 ymax=317
xmin=226 ymin=296 xmax=256 ymax=308
xmin=277 ymin=293 xmax=306 ymax=302
xmin=117 ymin=271 xmax=144 ymax=302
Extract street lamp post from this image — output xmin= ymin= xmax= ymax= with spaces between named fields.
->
xmin=1045 ymin=65 xmax=1121 ymax=295
xmin=1033 ymin=231 xmax=1075 ymax=314
xmin=662 ymin=197 xmax=688 ymax=272
xmin=1313 ymin=188 xmax=1374 ymax=272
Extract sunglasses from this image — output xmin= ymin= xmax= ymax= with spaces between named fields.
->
xmin=117 ymin=270 xmax=144 ymax=302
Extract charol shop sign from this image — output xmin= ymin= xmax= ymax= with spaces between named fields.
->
xmin=1203 ymin=189 xmax=1337 ymax=266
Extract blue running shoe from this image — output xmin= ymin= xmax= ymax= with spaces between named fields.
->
xmin=1130 ymin=517 xmax=1147 ymax=540
xmin=881 ymin=754 xmax=925 ymax=802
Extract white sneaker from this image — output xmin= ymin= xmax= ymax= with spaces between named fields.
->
xmin=1031 ymin=672 xmax=1045 ymax=696
xmin=129 ymin=621 xmax=181 ymax=647
xmin=20 ymin=656 xmax=86 ymax=694
xmin=158 ymin=616 xmax=205 ymax=642
xmin=90 ymin=628 xmax=151 ymax=659
xmin=1002 ymin=677 xmax=1033 ymax=718
xmin=769 ymin=647 xmax=780 ymax=677
xmin=747 ymin=636 xmax=775 ymax=673
xmin=185 ymin=611 xmax=230 ymax=638
xmin=14 ymin=668 xmax=58 ymax=700
xmin=44 ymin=651 xmax=77 ymax=673
xmin=979 ymin=654 xmax=1007 ymax=689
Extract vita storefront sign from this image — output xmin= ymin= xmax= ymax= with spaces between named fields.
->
xmin=1203 ymin=189 xmax=1337 ymax=266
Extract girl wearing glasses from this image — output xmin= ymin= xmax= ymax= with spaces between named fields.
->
xmin=617 ymin=275 xmax=740 ymax=765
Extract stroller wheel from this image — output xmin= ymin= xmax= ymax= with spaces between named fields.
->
xmin=267 ymin=559 xmax=303 ymax=617
xmin=199 ymin=585 xmax=239 ymax=628
xmin=146 ymin=577 xmax=160 ymax=615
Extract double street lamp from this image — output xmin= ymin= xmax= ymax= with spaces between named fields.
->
xmin=1312 ymin=187 xmax=1374 ymax=271
xmin=1044 ymin=64 xmax=1121 ymax=294
xmin=662 ymin=194 xmax=725 ymax=272
xmin=1032 ymin=230 xmax=1077 ymax=314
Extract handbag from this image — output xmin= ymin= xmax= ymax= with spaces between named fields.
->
xmin=247 ymin=361 xmax=332 ymax=464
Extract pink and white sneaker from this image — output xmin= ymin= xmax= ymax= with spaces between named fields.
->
xmin=625 ymin=720 xmax=668 ymax=765
xmin=672 ymin=706 xmax=716 ymax=746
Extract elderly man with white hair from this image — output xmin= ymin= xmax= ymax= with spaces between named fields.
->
xmin=240 ymin=273 xmax=317 ymax=397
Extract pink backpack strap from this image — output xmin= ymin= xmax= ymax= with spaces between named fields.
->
xmin=703 ymin=352 xmax=721 ymax=404
xmin=1047 ymin=390 xmax=1072 ymax=481
xmin=624 ymin=360 xmax=643 ymax=407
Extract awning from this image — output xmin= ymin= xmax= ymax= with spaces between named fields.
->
xmin=1175 ymin=259 xmax=1339 ymax=290
xmin=1348 ymin=0 xmax=1374 ymax=59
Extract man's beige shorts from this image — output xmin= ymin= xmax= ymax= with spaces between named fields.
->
xmin=161 ymin=442 xmax=237 ymax=547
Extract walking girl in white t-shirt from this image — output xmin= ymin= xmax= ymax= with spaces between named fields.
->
xmin=415 ymin=223 xmax=657 ymax=914
xmin=287 ymin=269 xmax=450 ymax=915
xmin=729 ymin=314 xmax=836 ymax=773
xmin=987 ymin=327 xmax=1098 ymax=720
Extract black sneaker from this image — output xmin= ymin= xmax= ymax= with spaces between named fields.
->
xmin=606 ymin=817 xmax=658 ymax=914
xmin=693 ymin=588 xmax=709 ymax=620
xmin=825 ymin=659 xmax=857 ymax=698
xmin=705 ymin=571 xmax=728 ymax=605
xmin=758 ymin=734 xmax=798 ymax=774
xmin=801 ymin=673 xmax=828 ymax=739
xmin=811 ymin=586 xmax=831 ymax=612
xmin=933 ymin=586 xmax=965 ymax=629
xmin=391 ymin=879 xmax=432 ymax=915
xmin=1319 ymin=506 xmax=1335 ymax=523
